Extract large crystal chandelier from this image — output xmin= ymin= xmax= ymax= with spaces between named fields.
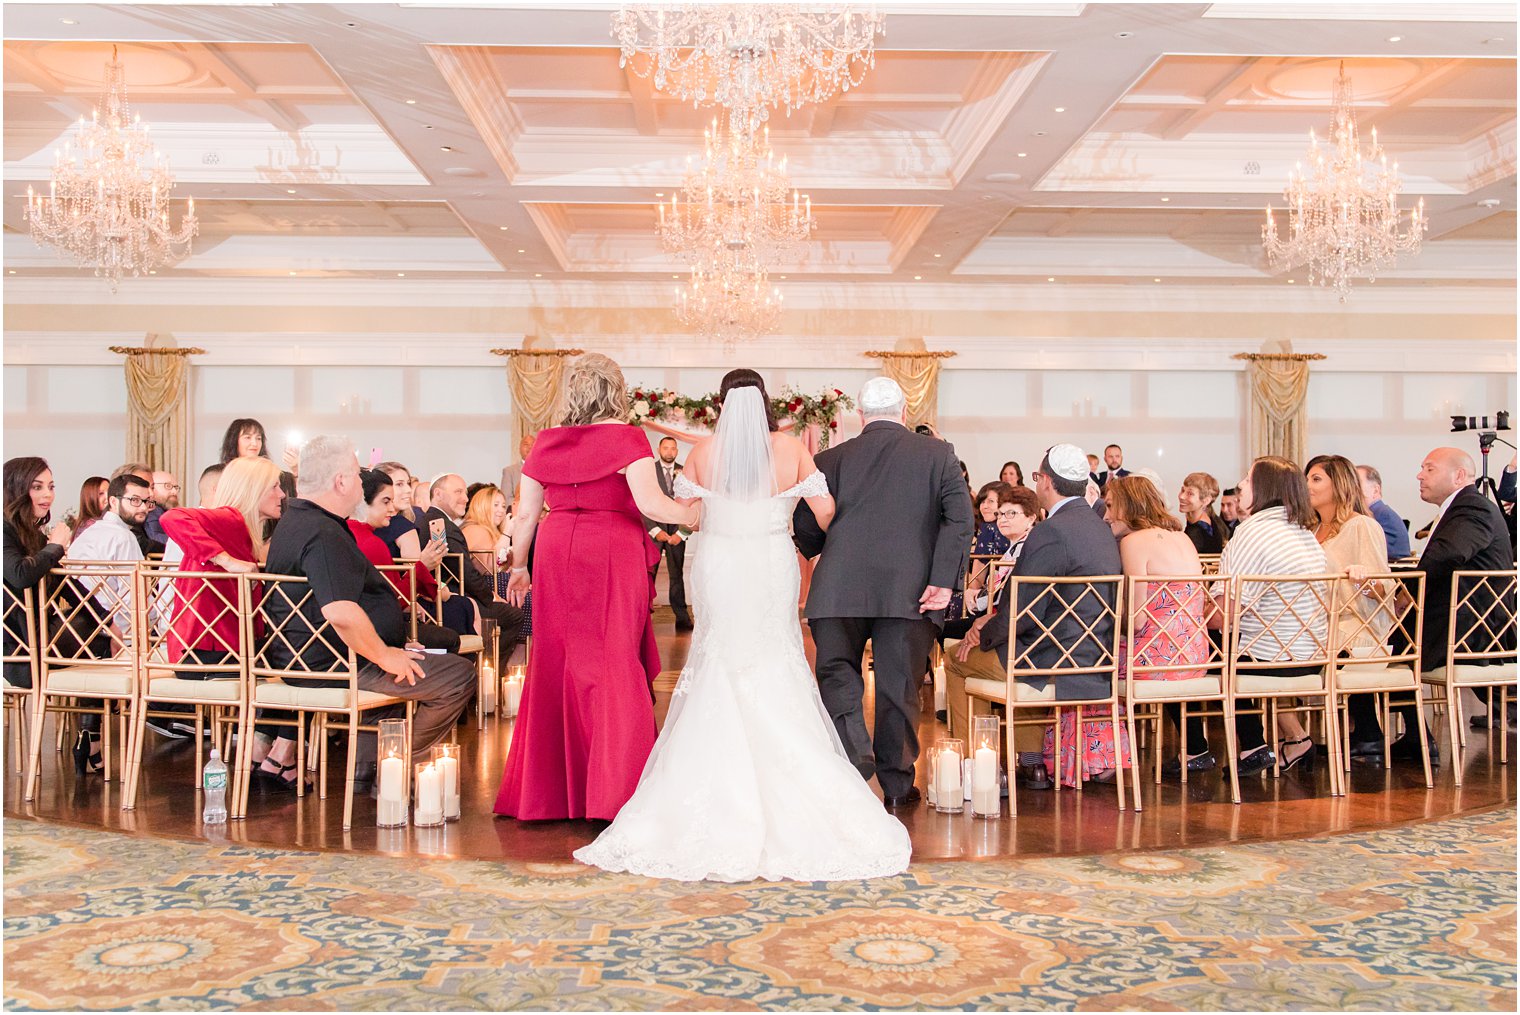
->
xmin=1262 ymin=62 xmax=1426 ymax=302
xmin=25 ymin=46 xmax=198 ymax=292
xmin=613 ymin=3 xmax=883 ymax=134
xmin=676 ymin=253 xmax=784 ymax=345
xmin=660 ymin=117 xmax=814 ymax=269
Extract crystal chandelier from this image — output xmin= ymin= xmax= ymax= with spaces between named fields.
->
xmin=1262 ymin=62 xmax=1426 ymax=302
xmin=660 ymin=116 xmax=814 ymax=270
xmin=25 ymin=46 xmax=198 ymax=292
xmin=613 ymin=3 xmax=883 ymax=134
xmin=676 ymin=253 xmax=784 ymax=345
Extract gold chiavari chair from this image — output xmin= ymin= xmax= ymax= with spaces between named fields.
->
xmin=1197 ymin=554 xmax=1222 ymax=576
xmin=1422 ymin=570 xmax=1517 ymax=784
xmin=1227 ymin=573 xmax=1344 ymax=798
xmin=244 ymin=573 xmax=414 ymax=828
xmin=2 ymin=585 xmax=40 ymax=772
xmin=964 ymin=574 xmax=1126 ymax=815
xmin=124 ymin=563 xmax=252 ymax=811
xmin=1120 ymin=572 xmax=1236 ymax=808
xmin=433 ymin=551 xmax=491 ymax=726
xmin=25 ymin=561 xmax=144 ymax=801
xmin=1329 ymin=570 xmax=1430 ymax=786
xmin=962 ymin=553 xmax=1005 ymax=620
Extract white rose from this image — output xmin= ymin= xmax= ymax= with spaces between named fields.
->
xmin=633 ymin=399 xmax=651 ymax=417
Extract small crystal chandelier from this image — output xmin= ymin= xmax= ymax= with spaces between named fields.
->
xmin=1262 ymin=62 xmax=1426 ymax=302
xmin=660 ymin=115 xmax=814 ymax=269
xmin=613 ymin=3 xmax=883 ymax=134
xmin=676 ymin=252 xmax=784 ymax=345
xmin=25 ymin=46 xmax=198 ymax=292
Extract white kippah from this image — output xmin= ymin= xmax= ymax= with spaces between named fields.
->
xmin=859 ymin=376 xmax=905 ymax=414
xmin=1045 ymin=443 xmax=1089 ymax=482
xmin=1133 ymin=467 xmax=1165 ymax=495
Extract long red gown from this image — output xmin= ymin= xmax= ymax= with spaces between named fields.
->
xmin=494 ymin=423 xmax=663 ymax=821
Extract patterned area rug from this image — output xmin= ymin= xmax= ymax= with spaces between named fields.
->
xmin=4 ymin=811 xmax=1515 ymax=1011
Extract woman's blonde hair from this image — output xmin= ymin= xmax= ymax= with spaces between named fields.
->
xmin=209 ymin=455 xmax=282 ymax=560
xmin=463 ymin=484 xmax=506 ymax=541
xmin=559 ymin=353 xmax=629 ymax=427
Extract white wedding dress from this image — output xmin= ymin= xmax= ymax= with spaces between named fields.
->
xmin=573 ymin=389 xmax=912 ymax=882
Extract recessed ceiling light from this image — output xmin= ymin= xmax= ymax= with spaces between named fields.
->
xmin=1153 ymin=277 xmax=1161 ymax=282
xmin=933 ymin=253 xmax=942 ymax=258
xmin=1047 ymin=276 xmax=1056 ymax=282
xmin=1160 ymin=197 xmax=1170 ymax=202
xmin=424 ymin=125 xmax=434 ymax=130
xmin=672 ymin=274 xmax=679 ymax=279
xmin=1017 ymin=152 xmax=1028 ymax=158
xmin=1115 ymin=31 xmax=1134 ymax=39
xmin=288 ymin=271 xmax=296 ymax=276
xmin=534 ymin=273 xmax=542 ymax=278
xmin=655 ymin=192 xmax=664 ymax=197
xmin=7 ymin=270 xmax=15 ymax=275
xmin=439 ymin=145 xmax=453 ymax=152
xmin=61 ymin=18 xmax=78 ymax=26
xmin=499 ymin=225 xmax=508 ymax=230
xmin=1387 ymin=35 xmax=1402 ymax=42
xmin=779 ymin=275 xmax=787 ymax=279
xmin=1054 ymin=106 xmax=1066 ymax=113
xmin=1033 ymin=130 xmax=1047 ymax=137
xmin=517 ymin=248 xmax=526 ymax=254
xmin=405 ymin=99 xmax=417 ymax=105
xmin=397 ymin=272 xmax=405 ymax=277
xmin=1287 ymin=278 xmax=1296 ymax=284
xmin=913 ymin=275 xmax=922 ymax=280
xmin=148 ymin=270 xmax=156 ymax=275
xmin=286 ymin=189 xmax=296 ymax=194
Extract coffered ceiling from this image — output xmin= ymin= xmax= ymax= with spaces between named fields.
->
xmin=3 ymin=2 xmax=1515 ymax=293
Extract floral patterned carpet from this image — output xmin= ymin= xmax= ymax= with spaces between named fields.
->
xmin=4 ymin=810 xmax=1515 ymax=1011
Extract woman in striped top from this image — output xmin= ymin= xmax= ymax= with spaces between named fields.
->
xmin=1219 ymin=457 xmax=1329 ymax=777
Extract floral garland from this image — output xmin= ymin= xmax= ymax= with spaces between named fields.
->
xmin=627 ymin=385 xmax=855 ymax=448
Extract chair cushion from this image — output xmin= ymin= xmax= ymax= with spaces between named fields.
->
xmin=148 ymin=674 xmax=241 ymax=702
xmin=45 ymin=665 xmax=134 ymax=697
xmin=457 ymin=635 xmax=484 ymax=655
xmin=1422 ymin=663 xmax=1518 ymax=686
xmin=1236 ymin=672 xmax=1326 ymax=694
xmin=1334 ymin=663 xmax=1417 ymax=691
xmin=964 ymin=676 xmax=1006 ymax=702
xmin=254 ymin=682 xmax=400 ymax=710
xmin=1120 ymin=676 xmax=1222 ymax=700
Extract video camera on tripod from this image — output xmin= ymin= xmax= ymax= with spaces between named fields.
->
xmin=1450 ymin=410 xmax=1514 ymax=507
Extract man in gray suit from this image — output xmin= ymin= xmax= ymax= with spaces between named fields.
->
xmin=643 ymin=436 xmax=691 ymax=632
xmin=951 ymin=443 xmax=1122 ymax=790
xmin=794 ymin=378 xmax=974 ymax=808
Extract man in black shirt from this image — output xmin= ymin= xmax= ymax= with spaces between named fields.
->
xmin=265 ymin=436 xmax=475 ymax=760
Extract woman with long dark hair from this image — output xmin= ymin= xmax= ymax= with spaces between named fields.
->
xmin=67 ymin=476 xmax=109 ymax=537
xmin=218 ymin=418 xmax=271 ymax=465
xmin=3 ymin=457 xmax=72 ymax=688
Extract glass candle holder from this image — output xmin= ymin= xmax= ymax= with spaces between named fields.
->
xmin=970 ymin=715 xmax=1001 ymax=817
xmin=934 ymin=738 xmax=964 ymax=814
xmin=376 ymin=719 xmax=408 ymax=828
xmin=432 ymin=742 xmax=461 ymax=821
xmin=414 ymin=760 xmax=445 ymax=827
xmin=503 ymin=666 xmax=525 ymax=719
xmin=480 ymin=658 xmax=498 ymax=715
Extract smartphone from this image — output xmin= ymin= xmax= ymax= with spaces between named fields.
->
xmin=428 ymin=518 xmax=446 ymax=543
xmin=369 ymin=446 xmax=383 ymax=467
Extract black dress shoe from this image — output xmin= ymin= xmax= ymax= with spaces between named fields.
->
xmin=1161 ymin=751 xmax=1216 ymax=777
xmin=1018 ymin=763 xmax=1053 ymax=791
xmin=882 ymin=786 xmax=921 ymax=809
xmin=1234 ymin=747 xmax=1276 ymax=777
xmin=1348 ymin=739 xmax=1385 ymax=760
xmin=1390 ymin=734 xmax=1438 ymax=765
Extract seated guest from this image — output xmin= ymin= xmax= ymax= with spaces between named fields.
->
xmin=1220 ymin=487 xmax=1243 ymax=533
xmin=1087 ymin=453 xmax=1106 ymax=489
xmin=196 ymin=463 xmax=224 ymax=505
xmin=144 ymin=469 xmax=181 ymax=546
xmin=69 ymin=476 xmax=109 ymax=538
xmin=1218 ymin=456 xmax=1329 ymax=777
xmin=219 ymin=417 xmax=271 ymax=464
xmin=1179 ymin=471 xmax=1229 ymax=555
xmin=1386 ymin=447 xmax=1514 ymax=757
xmin=426 ymin=473 xmax=524 ymax=650
xmin=348 ymin=469 xmax=459 ymax=653
xmin=501 ymin=432 xmax=538 ymax=515
xmin=1000 ymin=461 xmax=1024 ymax=487
xmin=949 ymin=443 xmax=1122 ymax=791
xmin=948 ymin=481 xmax=1015 ymax=622
xmin=1108 ymin=476 xmax=1213 ymax=776
xmin=1356 ymin=464 xmax=1411 ymax=560
xmin=3 ymin=457 xmax=73 ymax=690
xmin=109 ymin=462 xmax=163 ymax=555
xmin=373 ymin=461 xmax=425 ymax=558
xmin=265 ymin=436 xmax=476 ymax=766
xmin=70 ymin=473 xmax=154 ymax=635
xmin=159 ymin=456 xmax=299 ymax=780
xmin=461 ymin=483 xmax=512 ymax=572
xmin=413 ymin=478 xmax=432 ymax=513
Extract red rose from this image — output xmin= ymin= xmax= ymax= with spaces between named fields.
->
xmin=830 ymin=420 xmax=838 ymax=429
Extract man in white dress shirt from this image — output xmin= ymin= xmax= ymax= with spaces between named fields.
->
xmin=67 ymin=473 xmax=152 ymax=638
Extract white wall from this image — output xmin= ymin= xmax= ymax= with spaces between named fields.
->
xmin=7 ymin=360 xmax=1512 ymax=537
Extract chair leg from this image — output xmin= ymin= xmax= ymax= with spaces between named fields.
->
xmin=1124 ymin=701 xmax=1143 ymax=812
xmin=1322 ymin=696 xmax=1342 ymax=797
xmin=318 ymin=715 xmax=329 ymax=801
xmin=1412 ymin=690 xmax=1434 ymax=790
xmin=1224 ymin=699 xmax=1242 ymax=805
xmin=342 ymin=713 xmax=359 ymax=830
xmin=1006 ymin=710 xmax=1018 ymax=819
xmin=296 ymin=716 xmax=306 ymax=799
xmin=1111 ymin=700 xmax=1127 ymax=812
xmin=233 ymin=706 xmax=254 ymax=820
xmin=122 ymin=697 xmax=150 ymax=811
xmin=1448 ymin=684 xmax=1464 ymax=787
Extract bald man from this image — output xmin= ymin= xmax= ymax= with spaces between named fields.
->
xmin=1353 ymin=447 xmax=1514 ymax=764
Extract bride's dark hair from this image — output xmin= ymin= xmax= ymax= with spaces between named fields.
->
xmin=717 ymin=368 xmax=779 ymax=432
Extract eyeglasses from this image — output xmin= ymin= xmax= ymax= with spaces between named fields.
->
xmin=154 ymin=482 xmax=180 ymax=492
xmin=996 ymin=508 xmax=1026 ymax=519
xmin=120 ymin=495 xmax=153 ymax=507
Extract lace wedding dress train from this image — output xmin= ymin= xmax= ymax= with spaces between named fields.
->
xmin=573 ymin=469 xmax=913 ymax=882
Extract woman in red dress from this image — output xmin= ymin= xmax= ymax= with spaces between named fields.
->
xmin=495 ymin=354 xmax=698 ymax=821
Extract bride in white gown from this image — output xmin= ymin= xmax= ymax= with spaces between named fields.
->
xmin=574 ymin=380 xmax=913 ymax=882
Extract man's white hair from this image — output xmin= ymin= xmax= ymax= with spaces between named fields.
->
xmin=859 ymin=376 xmax=906 ymax=418
xmin=296 ymin=435 xmax=357 ymax=497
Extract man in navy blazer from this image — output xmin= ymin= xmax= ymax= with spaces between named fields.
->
xmin=1357 ymin=464 xmax=1411 ymax=559
xmin=949 ymin=443 xmax=1122 ymax=789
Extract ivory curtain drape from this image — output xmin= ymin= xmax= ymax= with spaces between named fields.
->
xmin=864 ymin=340 xmax=956 ymax=429
xmin=492 ymin=338 xmax=583 ymax=454
xmin=1235 ymin=352 xmax=1325 ymax=463
xmin=111 ymin=335 xmax=200 ymax=485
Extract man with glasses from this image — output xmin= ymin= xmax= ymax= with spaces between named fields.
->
xmin=145 ymin=470 xmax=181 ymax=546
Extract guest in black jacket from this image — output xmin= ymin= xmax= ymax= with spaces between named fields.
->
xmin=1378 ymin=447 xmax=1515 ymax=763
xmin=426 ymin=473 xmax=524 ymax=651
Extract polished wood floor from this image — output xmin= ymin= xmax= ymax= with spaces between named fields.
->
xmin=5 ymin=616 xmax=1513 ymax=863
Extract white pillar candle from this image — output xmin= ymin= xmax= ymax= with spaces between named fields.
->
xmin=379 ymin=755 xmax=405 ymax=803
xmin=505 ymin=675 xmax=523 ymax=718
xmin=415 ymin=763 xmax=443 ymax=825
xmin=437 ymin=755 xmax=460 ymax=820
xmin=376 ymin=797 xmax=407 ymax=827
xmin=481 ymin=663 xmax=497 ymax=714
xmin=936 ymin=747 xmax=962 ymax=800
xmin=973 ymin=746 xmax=999 ymax=815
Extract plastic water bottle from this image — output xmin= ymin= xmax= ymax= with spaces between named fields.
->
xmin=203 ymin=749 xmax=228 ymax=825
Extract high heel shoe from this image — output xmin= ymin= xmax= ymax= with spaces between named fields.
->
xmin=72 ymin=730 xmax=103 ymax=776
xmin=1279 ymin=735 xmax=1317 ymax=774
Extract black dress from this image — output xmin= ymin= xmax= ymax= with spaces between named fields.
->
xmin=1184 ymin=519 xmax=1224 ymax=555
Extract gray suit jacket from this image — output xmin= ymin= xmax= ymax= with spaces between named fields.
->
xmin=794 ymin=421 xmax=973 ymax=626
xmin=642 ymin=462 xmax=682 ymax=535
xmin=980 ymin=498 xmax=1122 ymax=699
